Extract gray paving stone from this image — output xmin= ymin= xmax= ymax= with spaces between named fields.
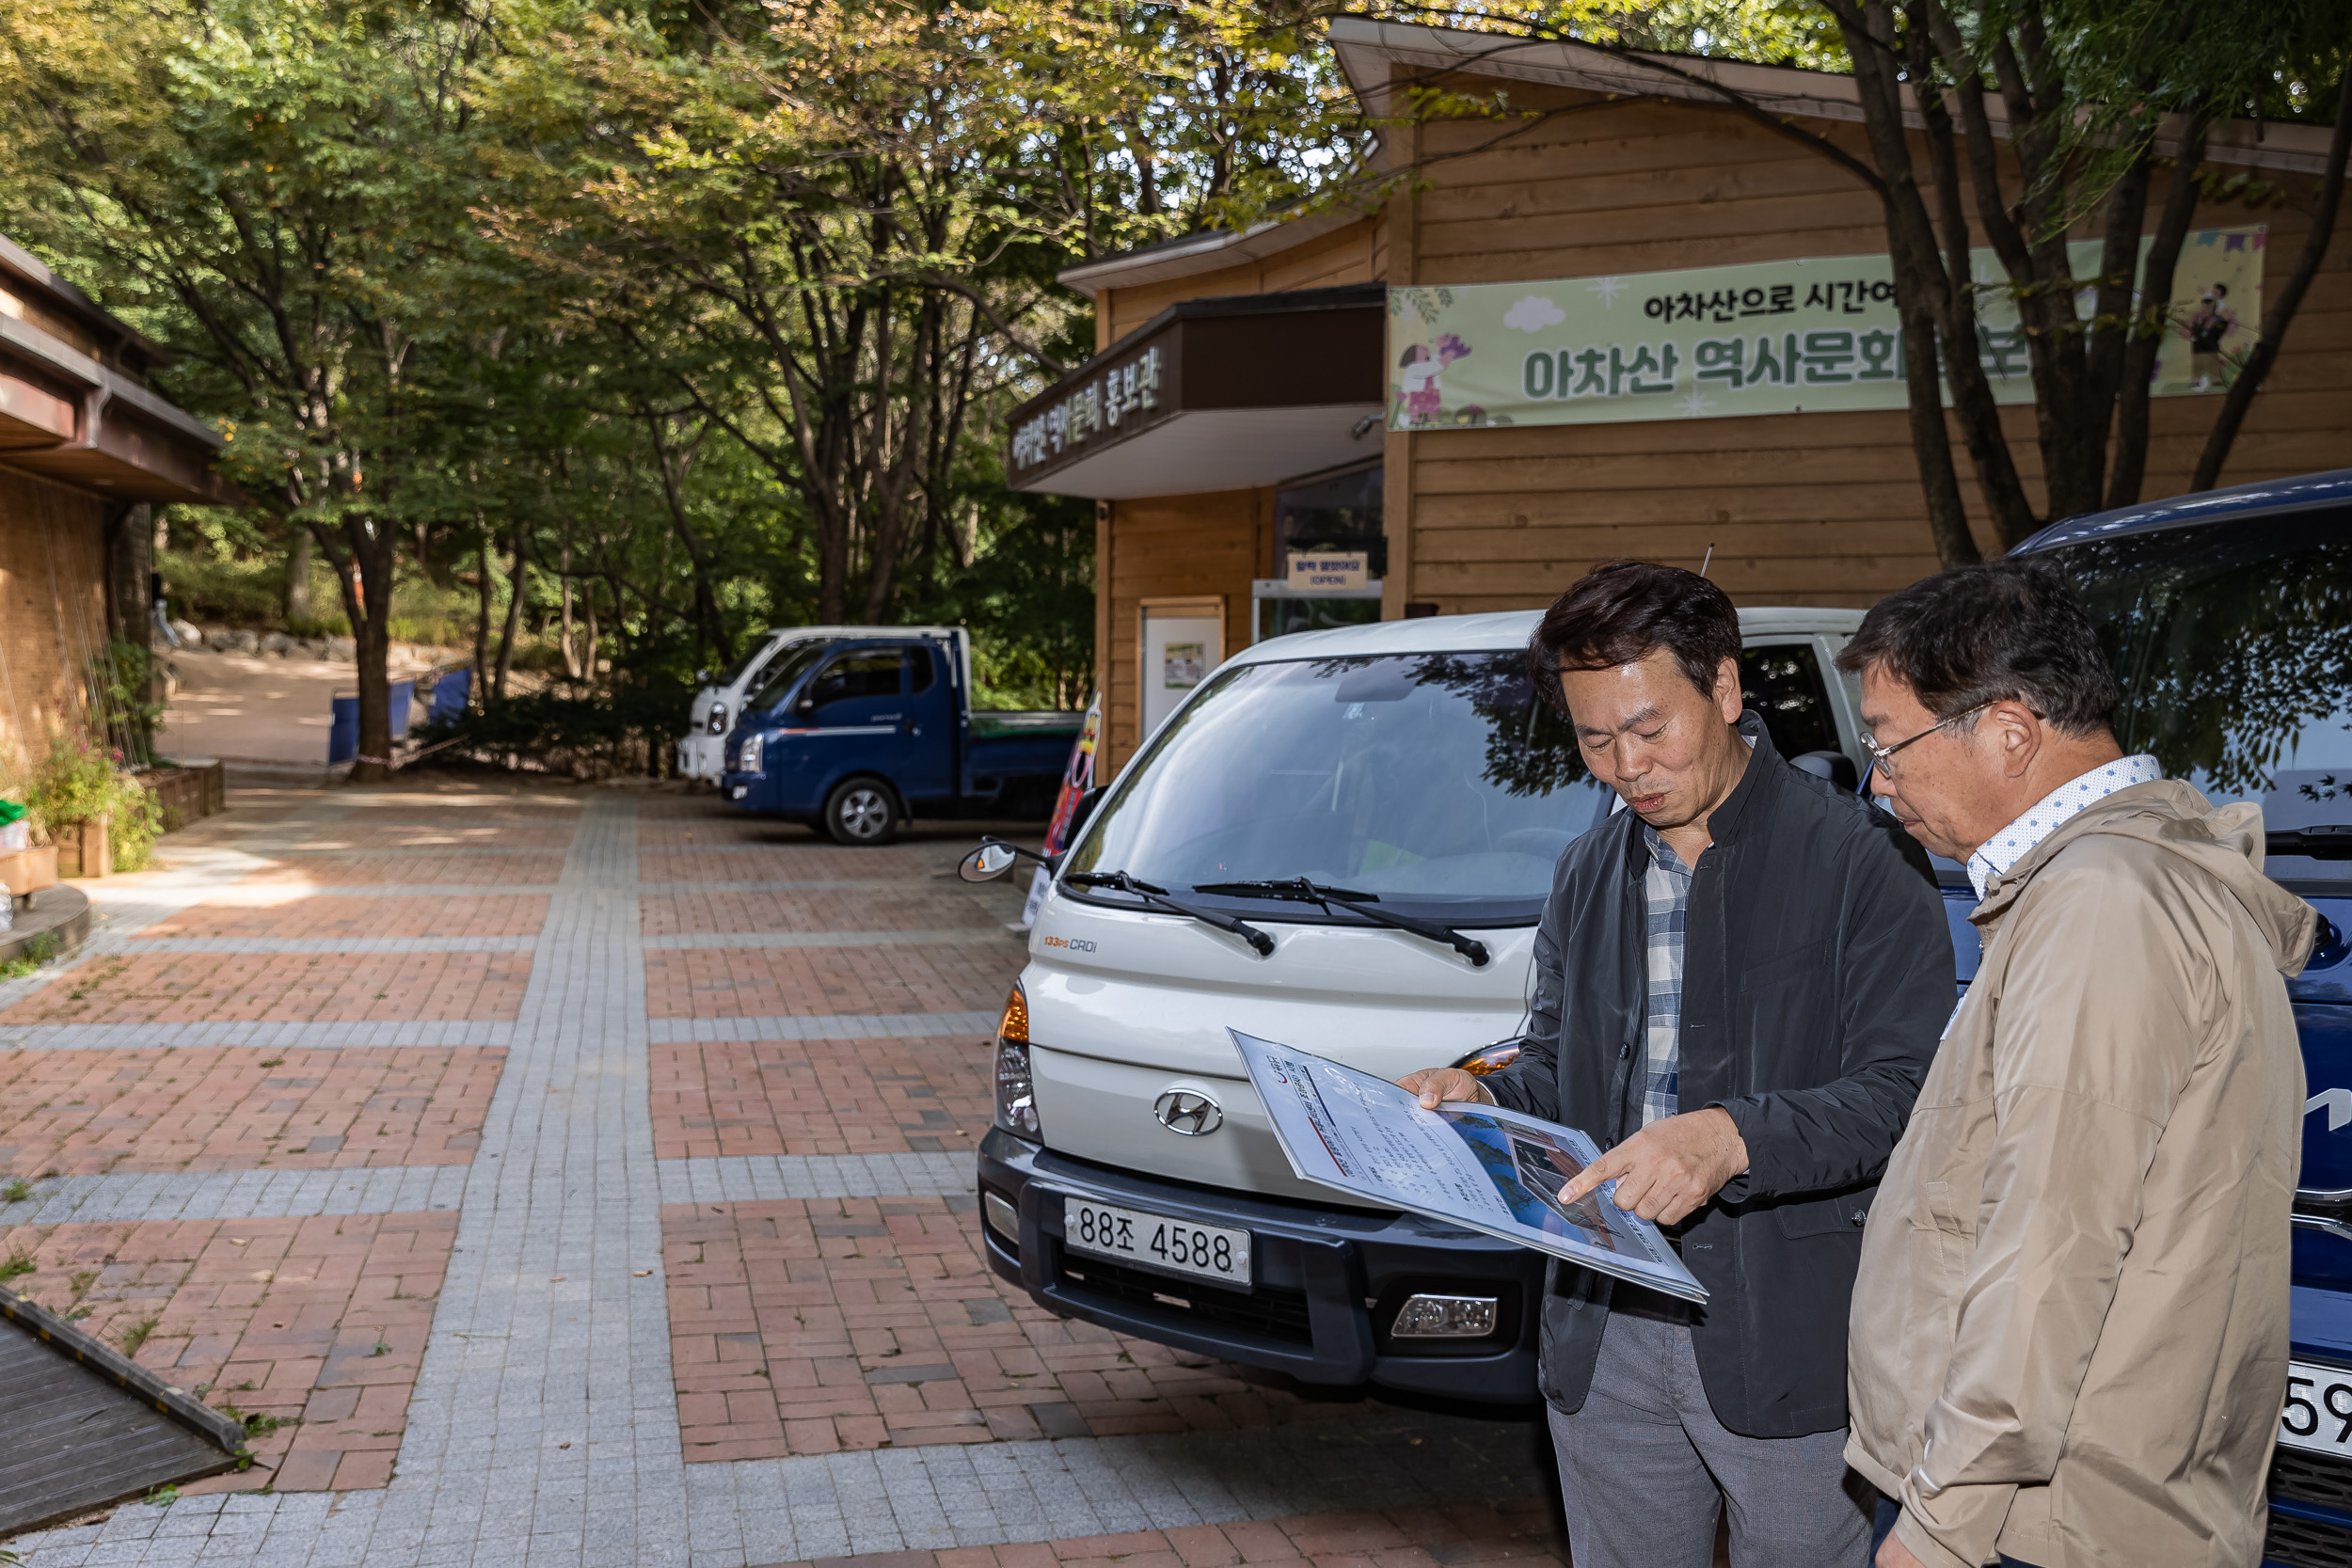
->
xmin=644 ymin=1011 xmax=995 ymax=1044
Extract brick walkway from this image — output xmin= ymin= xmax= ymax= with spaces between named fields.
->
xmin=0 ymin=781 xmax=1562 ymax=1568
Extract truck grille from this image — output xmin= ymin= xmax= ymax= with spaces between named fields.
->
xmin=2267 ymin=1510 xmax=2352 ymax=1568
xmin=2278 ymin=1449 xmax=2352 ymax=1513
xmin=1057 ymin=1258 xmax=1313 ymax=1346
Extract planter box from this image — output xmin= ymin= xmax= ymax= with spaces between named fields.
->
xmin=0 ymin=845 xmax=57 ymax=897
xmin=53 ymin=816 xmax=109 ymax=879
xmin=138 ymin=758 xmax=226 ymax=832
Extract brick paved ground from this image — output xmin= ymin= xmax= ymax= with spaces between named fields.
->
xmin=0 ymin=950 xmax=532 ymax=1025
xmin=754 ymin=1499 xmax=1566 ymax=1568
xmin=144 ymin=894 xmax=549 ymax=941
xmin=644 ymin=944 xmax=1023 ymax=1021
xmin=665 ymin=1197 xmax=1359 ymax=1462
xmin=0 ymin=1046 xmax=504 ymax=1174
xmin=0 ymin=1211 xmax=456 ymax=1492
xmin=650 ymin=1037 xmax=989 ymax=1159
xmin=644 ymin=890 xmax=1004 ymax=936
xmin=0 ymin=782 xmax=1562 ymax=1568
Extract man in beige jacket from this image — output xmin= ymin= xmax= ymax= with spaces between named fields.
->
xmin=1837 ymin=560 xmax=2314 ymax=1568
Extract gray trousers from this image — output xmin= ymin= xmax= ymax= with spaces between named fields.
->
xmin=1547 ymin=1307 xmax=1871 ymax=1568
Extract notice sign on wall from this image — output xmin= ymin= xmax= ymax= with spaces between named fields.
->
xmin=1286 ymin=552 xmax=1370 ymax=591
xmin=1388 ymin=227 xmax=2265 ymax=431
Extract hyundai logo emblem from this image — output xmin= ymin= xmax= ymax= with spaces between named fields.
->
xmin=1153 ymin=1089 xmax=1223 ymax=1136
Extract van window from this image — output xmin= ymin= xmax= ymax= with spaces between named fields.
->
xmin=1740 ymin=643 xmax=1837 ymax=758
xmin=908 ymin=646 xmax=936 ymax=695
xmin=2042 ymin=508 xmax=2352 ymax=869
xmin=1065 ymin=650 xmax=1616 ymax=924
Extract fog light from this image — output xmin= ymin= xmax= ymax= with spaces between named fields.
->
xmin=1391 ymin=1293 xmax=1498 ymax=1338
xmin=983 ymin=1191 xmax=1019 ymax=1242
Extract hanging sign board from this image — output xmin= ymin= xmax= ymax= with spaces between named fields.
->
xmin=1285 ymin=552 xmax=1371 ymax=591
xmin=1388 ymin=227 xmax=2266 ymax=432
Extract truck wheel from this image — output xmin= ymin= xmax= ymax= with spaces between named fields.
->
xmin=822 ymin=778 xmax=899 ymax=846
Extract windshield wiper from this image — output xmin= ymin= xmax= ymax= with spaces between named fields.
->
xmin=1191 ymin=878 xmax=1490 ymax=967
xmin=1065 ymin=870 xmax=1276 ymax=957
xmin=2270 ymin=826 xmax=2352 ymax=861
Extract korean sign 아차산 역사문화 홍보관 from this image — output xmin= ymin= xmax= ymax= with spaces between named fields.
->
xmin=1388 ymin=227 xmax=2267 ymax=432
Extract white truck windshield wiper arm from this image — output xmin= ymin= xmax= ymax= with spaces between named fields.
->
xmin=1191 ymin=878 xmax=1490 ymax=967
xmin=1064 ymin=870 xmax=1277 ymax=957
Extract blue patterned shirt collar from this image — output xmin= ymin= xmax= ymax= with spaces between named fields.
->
xmin=1965 ymin=753 xmax=2164 ymax=898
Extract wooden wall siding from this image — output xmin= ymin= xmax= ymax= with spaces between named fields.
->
xmin=1096 ymin=218 xmax=1386 ymax=349
xmin=0 ymin=468 xmax=109 ymax=772
xmin=1100 ymin=487 xmax=1268 ymax=777
xmin=1392 ymin=83 xmax=2352 ymax=613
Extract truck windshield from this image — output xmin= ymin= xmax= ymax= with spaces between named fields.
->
xmin=745 ymin=639 xmax=837 ymax=717
xmin=1064 ymin=651 xmax=1617 ymax=925
xmin=2040 ymin=507 xmax=2352 ymax=878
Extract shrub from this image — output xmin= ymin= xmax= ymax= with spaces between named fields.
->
xmin=23 ymin=730 xmax=160 ymax=872
xmin=423 ymin=674 xmax=691 ymax=779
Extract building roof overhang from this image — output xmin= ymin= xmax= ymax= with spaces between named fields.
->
xmin=0 ymin=260 xmax=240 ymax=507
xmin=1008 ymin=284 xmax=1384 ymax=500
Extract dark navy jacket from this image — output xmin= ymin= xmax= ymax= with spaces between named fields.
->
xmin=1485 ymin=711 xmax=1952 ymax=1438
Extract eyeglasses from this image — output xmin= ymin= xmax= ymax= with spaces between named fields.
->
xmin=1860 ymin=702 xmax=1994 ymax=780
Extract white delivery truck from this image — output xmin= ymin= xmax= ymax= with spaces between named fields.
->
xmin=964 ymin=607 xmax=1868 ymax=1402
xmin=676 ymin=624 xmax=963 ymax=783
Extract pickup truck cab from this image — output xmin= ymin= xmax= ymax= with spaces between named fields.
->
xmin=974 ymin=607 xmax=1868 ymax=1400
xmin=721 ymin=626 xmax=1082 ymax=845
xmin=679 ymin=624 xmax=943 ymax=783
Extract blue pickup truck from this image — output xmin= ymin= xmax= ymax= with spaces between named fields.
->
xmin=720 ymin=626 xmax=1082 ymax=844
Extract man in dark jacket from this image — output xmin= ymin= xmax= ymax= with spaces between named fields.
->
xmin=1402 ymin=562 xmax=1952 ymax=1568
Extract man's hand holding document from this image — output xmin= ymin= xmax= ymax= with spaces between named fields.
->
xmin=1230 ymin=1029 xmax=1705 ymax=1302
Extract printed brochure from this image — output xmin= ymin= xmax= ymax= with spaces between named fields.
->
xmin=1231 ymin=1029 xmax=1707 ymax=1303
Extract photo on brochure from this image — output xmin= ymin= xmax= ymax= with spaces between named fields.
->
xmin=1228 ymin=1028 xmax=1705 ymax=1301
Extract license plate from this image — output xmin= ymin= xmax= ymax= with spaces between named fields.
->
xmin=2282 ymin=1360 xmax=2352 ymax=1456
xmin=1061 ymin=1196 xmax=1251 ymax=1288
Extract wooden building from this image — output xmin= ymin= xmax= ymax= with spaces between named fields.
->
xmin=0 ymin=234 xmax=237 ymax=772
xmin=1009 ymin=20 xmax=2352 ymax=775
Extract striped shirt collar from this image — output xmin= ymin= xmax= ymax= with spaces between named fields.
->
xmin=1965 ymin=753 xmax=2164 ymax=898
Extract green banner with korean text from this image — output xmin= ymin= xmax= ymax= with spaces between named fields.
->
xmin=1388 ymin=228 xmax=2265 ymax=431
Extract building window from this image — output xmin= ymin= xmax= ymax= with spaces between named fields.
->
xmin=1274 ymin=464 xmax=1384 ymax=578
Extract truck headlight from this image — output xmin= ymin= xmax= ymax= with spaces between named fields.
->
xmin=993 ymin=981 xmax=1039 ymax=1137
xmin=707 ymin=702 xmax=728 ymax=735
xmin=736 ymin=732 xmax=762 ymax=774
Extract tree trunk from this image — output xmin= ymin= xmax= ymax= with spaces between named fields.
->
xmin=472 ymin=528 xmax=493 ymax=705
xmin=581 ymin=580 xmax=598 ymax=686
xmin=334 ymin=518 xmax=399 ymax=785
xmin=493 ymin=524 xmax=525 ymax=700
xmin=2108 ymin=116 xmax=2212 ymax=507
xmin=284 ymin=526 xmax=313 ymax=623
xmin=558 ymin=534 xmax=580 ymax=679
xmin=2191 ymin=61 xmax=2352 ymax=492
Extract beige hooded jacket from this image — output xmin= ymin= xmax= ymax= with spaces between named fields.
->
xmin=1847 ymin=780 xmax=2315 ymax=1568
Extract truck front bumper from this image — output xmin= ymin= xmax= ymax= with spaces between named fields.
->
xmin=977 ymin=1126 xmax=1543 ymax=1403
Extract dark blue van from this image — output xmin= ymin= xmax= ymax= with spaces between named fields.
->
xmin=2008 ymin=468 xmax=2352 ymax=1566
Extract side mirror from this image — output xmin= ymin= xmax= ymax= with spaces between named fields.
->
xmin=958 ymin=842 xmax=1020 ymax=883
